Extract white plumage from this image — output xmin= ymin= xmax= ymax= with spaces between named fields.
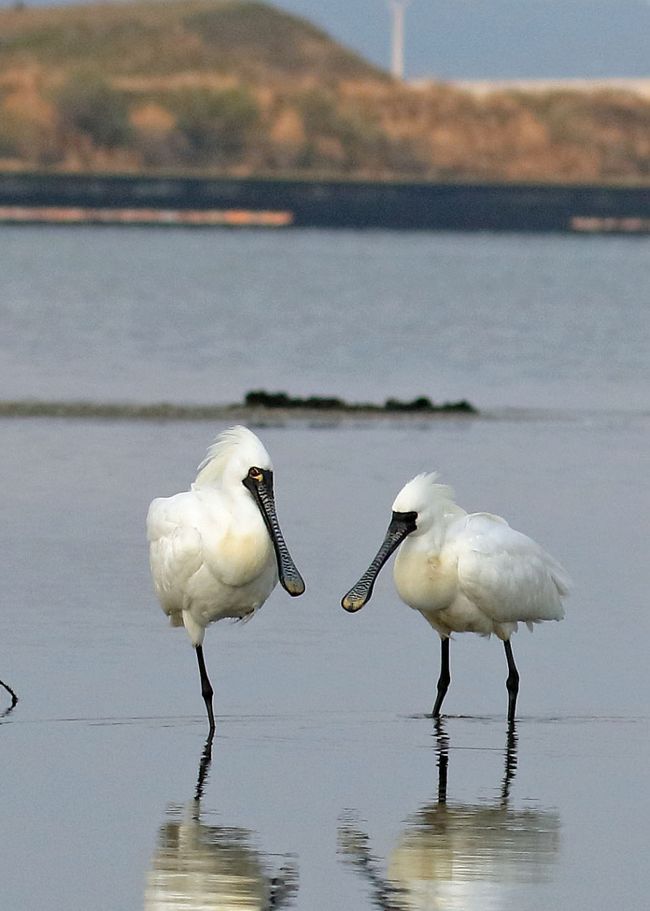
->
xmin=342 ymin=472 xmax=569 ymax=721
xmin=392 ymin=473 xmax=568 ymax=639
xmin=147 ymin=426 xmax=305 ymax=730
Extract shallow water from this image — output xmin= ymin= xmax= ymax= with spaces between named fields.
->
xmin=2 ymin=225 xmax=649 ymax=908
xmin=1 ymin=414 xmax=649 ymax=909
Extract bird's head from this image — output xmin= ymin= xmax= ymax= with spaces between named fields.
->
xmin=196 ymin=426 xmax=305 ymax=597
xmin=341 ymin=472 xmax=456 ymax=613
xmin=195 ymin=425 xmax=273 ymax=489
xmin=391 ymin=472 xmax=456 ymax=537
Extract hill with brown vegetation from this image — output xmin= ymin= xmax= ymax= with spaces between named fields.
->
xmin=0 ymin=0 xmax=648 ymax=183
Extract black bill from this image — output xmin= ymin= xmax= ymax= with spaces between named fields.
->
xmin=243 ymin=470 xmax=306 ymax=596
xmin=341 ymin=510 xmax=417 ymax=612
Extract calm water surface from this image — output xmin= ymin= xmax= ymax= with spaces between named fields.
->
xmin=0 ymin=226 xmax=649 ymax=910
xmin=1 ymin=226 xmax=649 ymax=411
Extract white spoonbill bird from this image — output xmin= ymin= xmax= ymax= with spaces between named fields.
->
xmin=341 ymin=473 xmax=569 ymax=722
xmin=147 ymin=426 xmax=305 ymax=731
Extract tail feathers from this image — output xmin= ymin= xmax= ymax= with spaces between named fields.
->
xmin=546 ymin=555 xmax=572 ymax=597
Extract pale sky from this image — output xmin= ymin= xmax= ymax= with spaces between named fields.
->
xmin=2 ymin=0 xmax=649 ymax=79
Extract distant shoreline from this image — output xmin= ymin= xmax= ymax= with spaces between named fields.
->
xmin=0 ymin=397 xmax=478 ymax=422
xmin=2 ymin=400 xmax=647 ymax=426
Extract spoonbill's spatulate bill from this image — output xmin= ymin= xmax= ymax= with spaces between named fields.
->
xmin=147 ymin=426 xmax=305 ymax=731
xmin=341 ymin=473 xmax=569 ymax=722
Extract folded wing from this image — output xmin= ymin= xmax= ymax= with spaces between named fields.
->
xmin=454 ymin=513 xmax=569 ymax=625
xmin=147 ymin=494 xmax=205 ymax=619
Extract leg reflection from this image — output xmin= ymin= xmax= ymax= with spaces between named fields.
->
xmin=433 ymin=716 xmax=449 ymax=805
xmin=194 ymin=729 xmax=215 ymax=805
xmin=500 ymin=721 xmax=519 ymax=806
xmin=434 ymin=718 xmax=518 ymax=808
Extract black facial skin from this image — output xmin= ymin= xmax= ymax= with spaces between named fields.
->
xmin=341 ymin=510 xmax=417 ymax=612
xmin=242 ymin=467 xmax=306 ymax=596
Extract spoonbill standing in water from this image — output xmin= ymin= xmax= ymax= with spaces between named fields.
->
xmin=147 ymin=426 xmax=305 ymax=731
xmin=341 ymin=473 xmax=569 ymax=722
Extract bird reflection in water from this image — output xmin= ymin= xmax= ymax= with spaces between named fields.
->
xmin=338 ymin=722 xmax=560 ymax=910
xmin=145 ymin=733 xmax=298 ymax=910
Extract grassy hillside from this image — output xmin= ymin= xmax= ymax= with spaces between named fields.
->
xmin=0 ymin=0 xmax=385 ymax=83
xmin=0 ymin=0 xmax=648 ymax=182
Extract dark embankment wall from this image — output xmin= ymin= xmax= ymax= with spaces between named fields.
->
xmin=0 ymin=172 xmax=648 ymax=232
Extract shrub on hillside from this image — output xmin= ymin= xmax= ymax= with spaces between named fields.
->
xmin=55 ymin=71 xmax=132 ymax=148
xmin=0 ymin=109 xmax=61 ymax=166
xmin=168 ymin=86 xmax=260 ymax=165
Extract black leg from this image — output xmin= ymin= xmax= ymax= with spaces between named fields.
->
xmin=503 ymin=639 xmax=520 ymax=724
xmin=195 ymin=644 xmax=215 ymax=734
xmin=432 ymin=637 xmax=451 ymax=717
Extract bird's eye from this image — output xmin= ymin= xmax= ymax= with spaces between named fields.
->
xmin=248 ymin=466 xmax=263 ymax=479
